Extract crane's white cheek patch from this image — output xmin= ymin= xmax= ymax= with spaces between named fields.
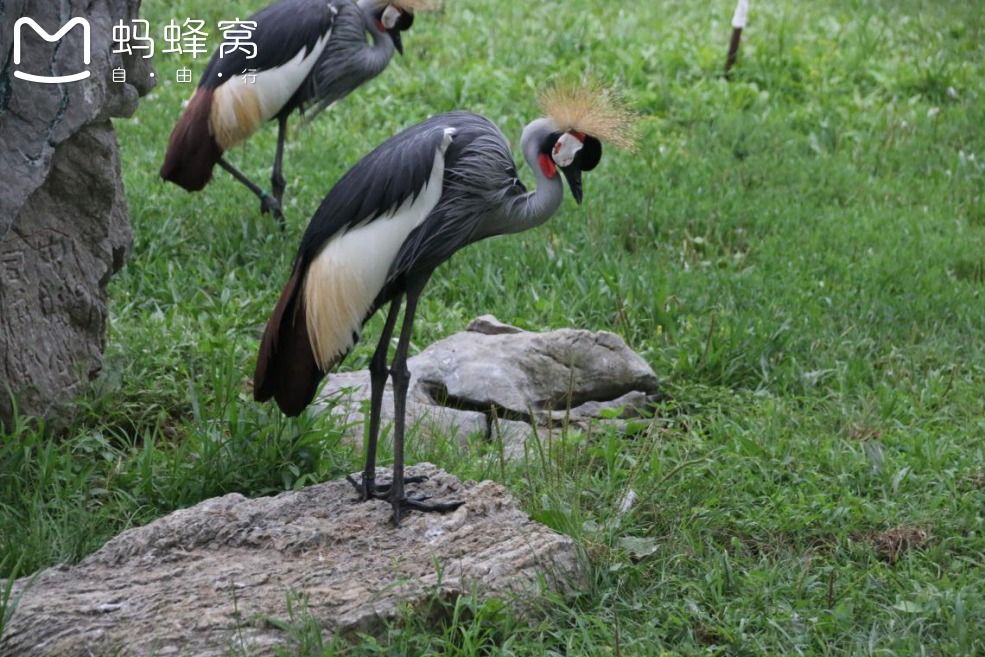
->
xmin=382 ymin=5 xmax=401 ymax=29
xmin=303 ymin=143 xmax=449 ymax=370
xmin=552 ymin=132 xmax=584 ymax=167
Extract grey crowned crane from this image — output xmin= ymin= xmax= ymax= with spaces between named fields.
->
xmin=254 ymin=85 xmax=636 ymax=524
xmin=159 ymin=0 xmax=436 ymax=225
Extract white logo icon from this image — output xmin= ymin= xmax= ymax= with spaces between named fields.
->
xmin=13 ymin=17 xmax=91 ymax=84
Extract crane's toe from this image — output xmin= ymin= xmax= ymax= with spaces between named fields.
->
xmin=346 ymin=473 xmax=428 ymax=500
xmin=345 ymin=473 xmax=463 ymax=525
xmin=391 ymin=496 xmax=465 ymax=526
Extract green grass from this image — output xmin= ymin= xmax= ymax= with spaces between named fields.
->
xmin=3 ymin=0 xmax=985 ymax=654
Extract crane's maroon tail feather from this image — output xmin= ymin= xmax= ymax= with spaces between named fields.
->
xmin=160 ymin=88 xmax=223 ymax=192
xmin=254 ymin=265 xmax=326 ymax=417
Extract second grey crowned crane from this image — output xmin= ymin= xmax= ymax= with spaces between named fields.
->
xmin=254 ymin=84 xmax=635 ymax=524
xmin=160 ymin=0 xmax=437 ymax=225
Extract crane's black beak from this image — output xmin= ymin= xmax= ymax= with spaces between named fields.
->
xmin=560 ymin=165 xmax=583 ymax=205
xmin=389 ymin=29 xmax=404 ymax=55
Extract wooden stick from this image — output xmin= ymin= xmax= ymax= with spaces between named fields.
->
xmin=724 ymin=0 xmax=749 ymax=79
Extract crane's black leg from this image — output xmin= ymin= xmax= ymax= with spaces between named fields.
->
xmin=345 ymin=294 xmax=428 ymax=500
xmin=270 ymin=115 xmax=288 ymax=225
xmin=389 ymin=287 xmax=416 ymax=525
xmin=387 ymin=279 xmax=464 ymax=525
xmin=217 ymin=157 xmax=284 ymax=227
xmin=362 ymin=296 xmax=402 ymax=498
xmin=350 ymin=296 xmax=400 ymax=495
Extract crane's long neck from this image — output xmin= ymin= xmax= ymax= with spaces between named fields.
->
xmin=356 ymin=0 xmax=396 ymax=75
xmin=499 ymin=120 xmax=565 ymax=234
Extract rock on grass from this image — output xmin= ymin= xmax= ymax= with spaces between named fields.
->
xmin=1 ymin=464 xmax=580 ymax=657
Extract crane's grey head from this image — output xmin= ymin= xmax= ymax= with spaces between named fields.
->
xmin=522 ymin=118 xmax=603 ymax=205
xmin=360 ymin=1 xmax=416 ymax=55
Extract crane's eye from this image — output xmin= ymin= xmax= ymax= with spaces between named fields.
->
xmin=541 ymin=132 xmax=563 ymax=156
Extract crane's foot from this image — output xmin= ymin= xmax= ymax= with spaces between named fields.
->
xmin=391 ymin=496 xmax=465 ymax=526
xmin=345 ymin=473 xmax=464 ymax=524
xmin=259 ymin=194 xmax=285 ymax=230
xmin=346 ymin=473 xmax=428 ymax=501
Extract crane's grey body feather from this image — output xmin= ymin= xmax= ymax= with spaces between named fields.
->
xmin=384 ymin=114 xmax=566 ymax=291
xmin=296 ymin=0 xmax=397 ymax=120
xmin=385 ymin=113 xmax=528 ymax=282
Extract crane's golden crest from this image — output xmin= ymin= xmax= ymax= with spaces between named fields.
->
xmin=539 ymin=82 xmax=638 ymax=151
xmin=390 ymin=0 xmax=441 ymax=12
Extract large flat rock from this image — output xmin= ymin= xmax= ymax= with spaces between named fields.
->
xmin=2 ymin=464 xmax=580 ymax=656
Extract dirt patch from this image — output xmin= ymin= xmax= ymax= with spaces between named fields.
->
xmin=867 ymin=526 xmax=931 ymax=564
xmin=694 ymin=624 xmax=728 ymax=647
xmin=961 ymin=470 xmax=985 ymax=491
xmin=845 ymin=423 xmax=881 ymax=441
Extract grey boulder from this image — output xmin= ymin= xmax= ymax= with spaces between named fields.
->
xmin=316 ymin=316 xmax=661 ymax=456
xmin=0 ymin=0 xmax=154 ymax=428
